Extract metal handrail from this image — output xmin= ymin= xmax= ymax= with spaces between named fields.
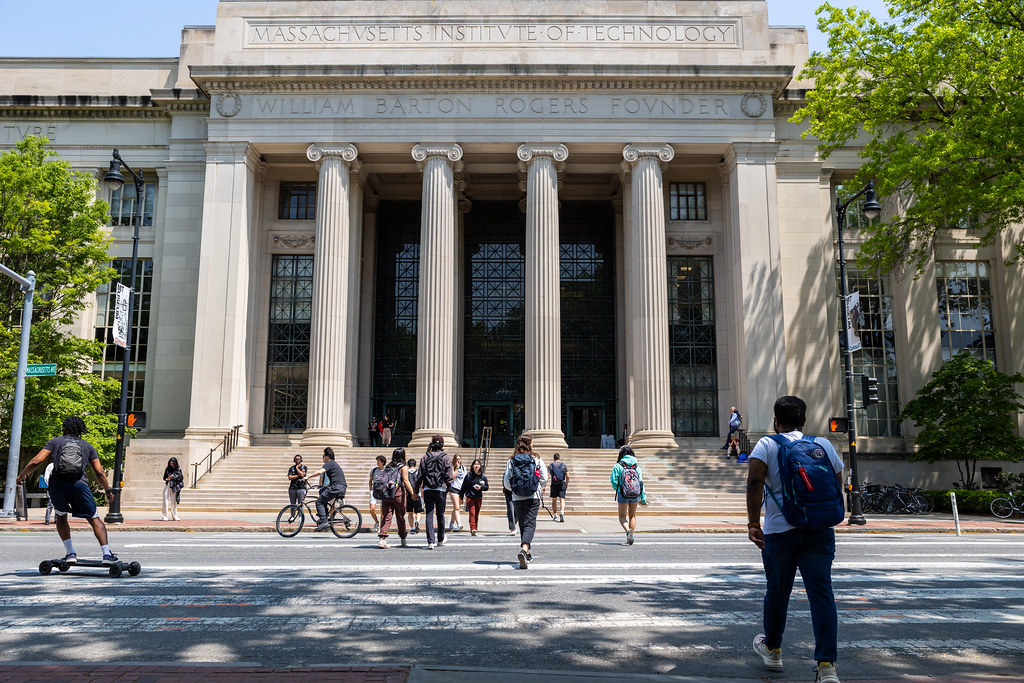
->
xmin=478 ymin=426 xmax=493 ymax=473
xmin=191 ymin=424 xmax=243 ymax=488
xmin=738 ymin=428 xmax=751 ymax=456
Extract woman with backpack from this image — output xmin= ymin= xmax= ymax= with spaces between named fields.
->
xmin=459 ymin=458 xmax=489 ymax=536
xmin=611 ymin=445 xmax=648 ymax=545
xmin=377 ymin=448 xmax=419 ymax=549
xmin=503 ymin=434 xmax=547 ymax=569
xmin=448 ymin=453 xmax=467 ymax=532
xmin=162 ymin=457 xmax=184 ymax=521
xmin=414 ymin=435 xmax=454 ymax=549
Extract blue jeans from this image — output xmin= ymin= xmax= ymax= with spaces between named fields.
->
xmin=761 ymin=527 xmax=838 ymax=664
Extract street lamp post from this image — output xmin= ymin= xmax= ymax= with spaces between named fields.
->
xmin=102 ymin=149 xmax=144 ymax=525
xmin=834 ymin=179 xmax=882 ymax=526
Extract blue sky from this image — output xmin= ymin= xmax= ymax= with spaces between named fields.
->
xmin=0 ymin=0 xmax=889 ymax=58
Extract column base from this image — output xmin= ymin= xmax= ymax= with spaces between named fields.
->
xmin=300 ymin=429 xmax=355 ymax=448
xmin=408 ymin=429 xmax=459 ymax=452
xmin=627 ymin=430 xmax=679 ymax=450
xmin=522 ymin=429 xmax=568 ymax=451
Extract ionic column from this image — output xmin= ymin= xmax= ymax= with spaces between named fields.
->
xmin=622 ymin=143 xmax=678 ymax=449
xmin=519 ymin=143 xmax=569 ymax=449
xmin=301 ymin=143 xmax=359 ymax=447
xmin=409 ymin=143 xmax=463 ymax=450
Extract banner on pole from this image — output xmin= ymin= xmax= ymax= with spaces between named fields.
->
xmin=112 ymin=282 xmax=131 ymax=349
xmin=845 ymin=291 xmax=862 ymax=353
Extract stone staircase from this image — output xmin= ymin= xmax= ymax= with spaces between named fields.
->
xmin=123 ymin=443 xmax=748 ymax=515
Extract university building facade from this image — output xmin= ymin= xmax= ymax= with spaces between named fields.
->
xmin=2 ymin=1 xmax=1022 ymax=486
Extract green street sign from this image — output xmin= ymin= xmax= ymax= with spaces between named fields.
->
xmin=25 ymin=363 xmax=56 ymax=377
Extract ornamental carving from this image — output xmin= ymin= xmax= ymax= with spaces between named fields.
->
xmin=740 ymin=93 xmax=767 ymax=118
xmin=216 ymin=93 xmax=243 ymax=118
xmin=411 ymin=143 xmax=463 ymax=164
xmin=274 ymin=235 xmax=315 ymax=249
xmin=516 ymin=143 xmax=569 ymax=164
xmin=306 ymin=143 xmax=359 ymax=163
xmin=667 ymin=236 xmax=713 ymax=252
xmin=623 ymin=143 xmax=675 ymax=165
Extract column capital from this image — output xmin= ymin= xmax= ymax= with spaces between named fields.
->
xmin=306 ymin=143 xmax=358 ymax=164
xmin=623 ymin=143 xmax=675 ymax=166
xmin=517 ymin=143 xmax=569 ymax=165
xmin=412 ymin=143 xmax=463 ymax=170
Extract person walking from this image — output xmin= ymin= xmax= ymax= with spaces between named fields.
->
xmin=368 ymin=416 xmax=381 ymax=447
xmin=405 ymin=457 xmax=424 ymax=533
xmin=414 ymin=435 xmax=453 ymax=549
xmin=459 ymin=458 xmax=489 ymax=536
xmin=16 ymin=416 xmax=119 ymax=565
xmin=39 ymin=462 xmax=54 ymax=525
xmin=548 ymin=453 xmax=569 ymax=522
xmin=611 ymin=445 xmax=648 ymax=545
xmin=746 ymin=395 xmax=844 ymax=683
xmin=162 ymin=457 xmax=184 ymax=521
xmin=368 ymin=454 xmax=387 ymax=533
xmin=503 ymin=434 xmax=547 ymax=569
xmin=377 ymin=447 xmax=419 ymax=549
xmin=722 ymin=406 xmax=742 ymax=451
xmin=448 ymin=453 xmax=467 ymax=532
xmin=287 ymin=454 xmax=308 ymax=507
xmin=381 ymin=414 xmax=394 ymax=447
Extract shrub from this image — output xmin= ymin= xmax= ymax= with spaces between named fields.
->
xmin=923 ymin=489 xmax=1004 ymax=514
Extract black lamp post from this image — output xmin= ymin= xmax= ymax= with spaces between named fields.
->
xmin=102 ymin=148 xmax=144 ymax=525
xmin=835 ymin=179 xmax=882 ymax=526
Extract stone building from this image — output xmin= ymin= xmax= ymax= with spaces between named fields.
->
xmin=2 ymin=0 xmax=1021 ymax=491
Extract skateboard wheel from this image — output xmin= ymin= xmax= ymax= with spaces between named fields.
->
xmin=39 ymin=561 xmax=52 ymax=575
xmin=108 ymin=563 xmax=123 ymax=578
xmin=128 ymin=562 xmax=141 ymax=576
xmin=58 ymin=563 xmax=70 ymax=572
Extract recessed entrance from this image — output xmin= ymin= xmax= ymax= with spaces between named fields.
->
xmin=475 ymin=402 xmax=514 ymax=448
xmin=567 ymin=403 xmax=604 ymax=448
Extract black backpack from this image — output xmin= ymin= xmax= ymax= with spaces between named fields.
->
xmin=52 ymin=438 xmax=87 ymax=480
xmin=371 ymin=465 xmax=402 ymax=500
xmin=421 ymin=453 xmax=448 ymax=489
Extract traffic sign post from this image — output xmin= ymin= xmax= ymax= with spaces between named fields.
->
xmin=25 ymin=363 xmax=56 ymax=377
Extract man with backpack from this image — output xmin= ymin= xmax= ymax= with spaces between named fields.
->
xmin=414 ymin=435 xmax=453 ymax=549
xmin=722 ymin=406 xmax=742 ymax=451
xmin=16 ymin=416 xmax=118 ymax=564
xmin=746 ymin=396 xmax=844 ymax=683
xmin=548 ymin=453 xmax=569 ymax=522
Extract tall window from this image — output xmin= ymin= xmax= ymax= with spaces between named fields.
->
xmin=264 ymin=255 xmax=313 ymax=433
xmin=936 ymin=261 xmax=997 ymax=364
xmin=279 ymin=182 xmax=317 ymax=220
xmin=94 ymin=259 xmax=153 ymax=413
xmin=841 ymin=270 xmax=902 ymax=437
xmin=109 ymin=183 xmax=156 ymax=227
xmin=668 ymin=256 xmax=717 ymax=436
xmin=669 ymin=182 xmax=707 ymax=221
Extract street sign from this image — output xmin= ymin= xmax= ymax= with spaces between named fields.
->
xmin=25 ymin=363 xmax=56 ymax=377
xmin=112 ymin=282 xmax=131 ymax=348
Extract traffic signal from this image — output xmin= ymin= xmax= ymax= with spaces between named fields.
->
xmin=861 ymin=375 xmax=879 ymax=407
xmin=126 ymin=411 xmax=147 ymax=429
xmin=828 ymin=417 xmax=849 ymax=433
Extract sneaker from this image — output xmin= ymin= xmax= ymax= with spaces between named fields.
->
xmin=517 ymin=549 xmax=529 ymax=569
xmin=559 ymin=514 xmax=565 ymax=523
xmin=427 ymin=543 xmax=435 ymax=550
xmin=372 ymin=523 xmax=379 ymax=533
xmin=102 ymin=553 xmax=119 ymax=565
xmin=173 ymin=515 xmax=180 ymax=521
xmin=415 ymin=522 xmax=421 ymax=533
xmin=753 ymin=633 xmax=783 ymax=671
xmin=627 ymin=529 xmax=635 ymax=545
xmin=453 ymin=523 xmax=461 ymax=532
xmin=161 ymin=516 xmax=168 ymax=521
xmin=508 ymin=528 xmax=517 ymax=536
xmin=400 ymin=537 xmax=408 ymax=547
xmin=526 ymin=552 xmax=532 ymax=563
xmin=439 ymin=536 xmax=448 ymax=546
xmin=61 ymin=553 xmax=77 ymax=565
xmin=815 ymin=662 xmax=840 ymax=683
xmin=470 ymin=530 xmax=477 ymax=536
xmin=378 ymin=539 xmax=390 ymax=549
xmin=314 ymin=521 xmax=331 ymax=531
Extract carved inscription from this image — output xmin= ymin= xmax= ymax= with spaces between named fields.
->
xmin=246 ymin=19 xmax=739 ymax=48
xmin=3 ymin=124 xmax=58 ymax=142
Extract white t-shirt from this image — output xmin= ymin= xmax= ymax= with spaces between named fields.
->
xmin=750 ymin=430 xmax=844 ymax=535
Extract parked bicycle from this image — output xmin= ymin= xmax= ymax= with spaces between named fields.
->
xmin=275 ymin=485 xmax=362 ymax=538
xmin=990 ymin=491 xmax=1024 ymax=519
xmin=861 ymin=483 xmax=933 ymax=515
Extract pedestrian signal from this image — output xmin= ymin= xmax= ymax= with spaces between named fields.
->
xmin=828 ymin=417 xmax=849 ymax=433
xmin=126 ymin=411 xmax=147 ymax=429
xmin=861 ymin=375 xmax=880 ymax=407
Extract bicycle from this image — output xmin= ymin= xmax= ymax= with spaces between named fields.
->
xmin=990 ymin=491 xmax=1024 ymax=519
xmin=276 ymin=485 xmax=362 ymax=538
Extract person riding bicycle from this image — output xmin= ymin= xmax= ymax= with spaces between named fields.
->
xmin=304 ymin=447 xmax=348 ymax=530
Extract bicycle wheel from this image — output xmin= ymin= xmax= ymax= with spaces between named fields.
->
xmin=276 ymin=504 xmax=304 ymax=537
xmin=990 ymin=497 xmax=1014 ymax=519
xmin=904 ymin=495 xmax=926 ymax=515
xmin=913 ymin=493 xmax=934 ymax=514
xmin=330 ymin=504 xmax=362 ymax=539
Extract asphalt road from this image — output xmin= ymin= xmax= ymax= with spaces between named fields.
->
xmin=0 ymin=530 xmax=1021 ymax=679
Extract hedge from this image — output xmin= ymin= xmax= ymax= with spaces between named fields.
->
xmin=923 ymin=489 xmax=1004 ymax=514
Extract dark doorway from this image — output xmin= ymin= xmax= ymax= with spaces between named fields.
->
xmin=476 ymin=403 xmax=514 ymax=448
xmin=567 ymin=404 xmax=604 ymax=448
xmin=382 ymin=404 xmax=415 ymax=447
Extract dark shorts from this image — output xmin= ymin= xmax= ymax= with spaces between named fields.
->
xmin=550 ymin=483 xmax=567 ymax=498
xmin=47 ymin=480 xmax=98 ymax=519
xmin=406 ymin=496 xmax=424 ymax=513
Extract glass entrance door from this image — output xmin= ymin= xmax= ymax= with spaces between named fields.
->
xmin=381 ymin=404 xmax=415 ymax=447
xmin=476 ymin=403 xmax=514 ymax=448
xmin=568 ymin=404 xmax=604 ymax=448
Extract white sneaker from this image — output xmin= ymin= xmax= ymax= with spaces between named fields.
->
xmin=470 ymin=530 xmax=477 ymax=536
xmin=439 ymin=537 xmax=448 ymax=546
xmin=427 ymin=543 xmax=435 ymax=550
xmin=378 ymin=539 xmax=390 ymax=549
xmin=372 ymin=523 xmax=379 ymax=533
xmin=508 ymin=528 xmax=517 ymax=536
xmin=173 ymin=515 xmax=179 ymax=521
xmin=161 ymin=516 xmax=167 ymax=521
xmin=752 ymin=633 xmax=783 ymax=671
xmin=815 ymin=662 xmax=840 ymax=683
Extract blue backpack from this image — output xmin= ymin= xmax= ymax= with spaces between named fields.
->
xmin=508 ymin=453 xmax=540 ymax=497
xmin=766 ymin=435 xmax=844 ymax=529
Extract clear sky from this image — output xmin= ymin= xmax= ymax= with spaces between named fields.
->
xmin=0 ymin=0 xmax=890 ymax=58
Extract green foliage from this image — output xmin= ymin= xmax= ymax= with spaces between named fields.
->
xmin=901 ymin=353 xmax=1024 ymax=489
xmin=924 ymin=489 xmax=1003 ymax=513
xmin=0 ymin=136 xmax=121 ymax=470
xmin=793 ymin=0 xmax=1024 ymax=276
xmin=995 ymin=472 xmax=1024 ymax=493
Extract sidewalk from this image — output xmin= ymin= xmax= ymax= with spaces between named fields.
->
xmin=2 ymin=507 xmax=1022 ymax=534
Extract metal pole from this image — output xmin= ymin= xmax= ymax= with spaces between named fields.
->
xmin=105 ymin=154 xmax=143 ymax=524
xmin=836 ymin=197 xmax=866 ymax=526
xmin=1 ymin=270 xmax=35 ymax=517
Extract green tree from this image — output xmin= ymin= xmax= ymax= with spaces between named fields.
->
xmin=901 ymin=353 xmax=1024 ymax=489
xmin=0 ymin=136 xmax=122 ymax=472
xmin=793 ymin=0 xmax=1024 ymax=276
